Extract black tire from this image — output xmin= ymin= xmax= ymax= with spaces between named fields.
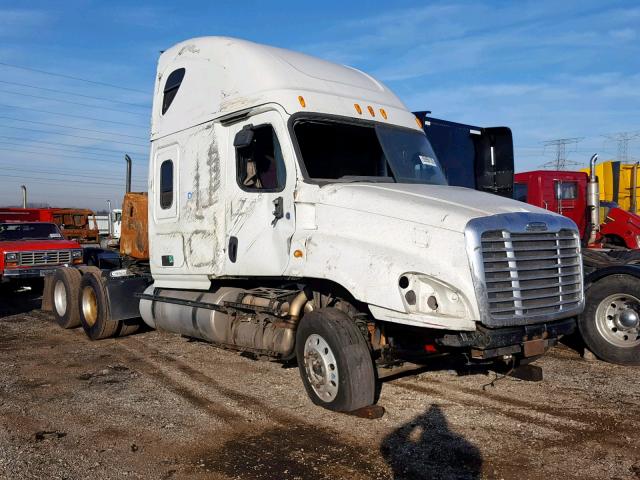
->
xmin=51 ymin=268 xmax=82 ymax=329
xmin=295 ymin=308 xmax=376 ymax=412
xmin=78 ymin=271 xmax=119 ymax=340
xmin=579 ymin=274 xmax=640 ymax=366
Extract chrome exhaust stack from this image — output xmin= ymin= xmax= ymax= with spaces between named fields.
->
xmin=587 ymin=153 xmax=600 ymax=245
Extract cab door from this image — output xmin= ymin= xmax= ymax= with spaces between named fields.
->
xmin=224 ymin=110 xmax=296 ymax=276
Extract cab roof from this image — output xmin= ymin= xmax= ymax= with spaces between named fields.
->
xmin=151 ymin=36 xmax=419 ymax=139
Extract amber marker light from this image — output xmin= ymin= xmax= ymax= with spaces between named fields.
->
xmin=354 ymin=103 xmax=362 ymax=114
xmin=293 ymin=249 xmax=304 ymax=258
xmin=379 ymin=108 xmax=388 ymax=120
xmin=367 ymin=105 xmax=375 ymax=116
xmin=415 ymin=116 xmax=423 ymax=128
xmin=298 ymin=96 xmax=306 ymax=108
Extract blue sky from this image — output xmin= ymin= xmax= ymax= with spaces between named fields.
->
xmin=0 ymin=0 xmax=638 ymax=208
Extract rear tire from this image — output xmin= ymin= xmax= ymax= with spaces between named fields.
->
xmin=78 ymin=271 xmax=119 ymax=340
xmin=579 ymin=274 xmax=640 ymax=365
xmin=295 ymin=308 xmax=376 ymax=412
xmin=52 ymin=268 xmax=82 ymax=329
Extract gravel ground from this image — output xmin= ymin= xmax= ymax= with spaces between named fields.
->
xmin=0 ymin=286 xmax=639 ymax=480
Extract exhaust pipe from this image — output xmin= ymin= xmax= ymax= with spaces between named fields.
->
xmin=587 ymin=153 xmax=600 ymax=245
xmin=107 ymin=200 xmax=113 ymax=237
xmin=125 ymin=154 xmax=132 ymax=193
xmin=631 ymin=162 xmax=639 ymax=214
xmin=21 ymin=185 xmax=27 ymax=209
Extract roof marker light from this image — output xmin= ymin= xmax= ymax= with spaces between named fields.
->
xmin=415 ymin=116 xmax=423 ymax=128
xmin=367 ymin=106 xmax=375 ymax=117
xmin=298 ymin=96 xmax=306 ymax=108
xmin=379 ymin=108 xmax=388 ymax=120
xmin=354 ymin=103 xmax=362 ymax=114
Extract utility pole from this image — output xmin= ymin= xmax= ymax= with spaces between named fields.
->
xmin=541 ymin=137 xmax=583 ymax=170
xmin=603 ymin=131 xmax=640 ymax=162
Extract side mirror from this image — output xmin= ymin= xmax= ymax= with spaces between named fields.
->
xmin=233 ymin=126 xmax=254 ymax=148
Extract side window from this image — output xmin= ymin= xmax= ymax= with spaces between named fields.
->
xmin=160 ymin=160 xmax=174 ymax=209
xmin=236 ymin=125 xmax=286 ymax=191
xmin=162 ymin=68 xmax=185 ymax=115
xmin=513 ymin=183 xmax=528 ymax=203
xmin=555 ymin=181 xmax=577 ymax=200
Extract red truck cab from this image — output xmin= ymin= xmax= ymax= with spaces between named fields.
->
xmin=0 ymin=222 xmax=83 ymax=284
xmin=514 ymin=170 xmax=640 ymax=248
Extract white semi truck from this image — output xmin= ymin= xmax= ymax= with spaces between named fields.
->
xmin=46 ymin=37 xmax=583 ymax=412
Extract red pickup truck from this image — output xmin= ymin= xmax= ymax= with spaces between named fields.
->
xmin=0 ymin=222 xmax=83 ymax=287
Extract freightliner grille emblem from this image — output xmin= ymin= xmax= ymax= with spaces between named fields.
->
xmin=525 ymin=222 xmax=548 ymax=232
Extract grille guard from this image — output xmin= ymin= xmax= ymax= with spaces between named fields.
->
xmin=465 ymin=212 xmax=585 ymax=327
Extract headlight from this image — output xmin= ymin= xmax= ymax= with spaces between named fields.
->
xmin=5 ymin=252 xmax=18 ymax=262
xmin=71 ymin=250 xmax=83 ymax=259
xmin=398 ymin=273 xmax=470 ymax=319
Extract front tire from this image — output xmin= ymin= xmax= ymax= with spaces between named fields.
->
xmin=579 ymin=274 xmax=640 ymax=365
xmin=295 ymin=308 xmax=376 ymax=412
xmin=79 ymin=271 xmax=119 ymax=340
xmin=52 ymin=268 xmax=82 ymax=329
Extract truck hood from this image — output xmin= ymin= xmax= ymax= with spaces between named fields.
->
xmin=0 ymin=239 xmax=81 ymax=252
xmin=317 ymin=183 xmax=554 ymax=233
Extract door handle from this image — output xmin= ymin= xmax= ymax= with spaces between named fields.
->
xmin=271 ymin=196 xmax=284 ymax=227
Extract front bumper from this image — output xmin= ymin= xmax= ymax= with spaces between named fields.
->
xmin=437 ymin=317 xmax=576 ymax=359
xmin=2 ymin=265 xmax=68 ymax=281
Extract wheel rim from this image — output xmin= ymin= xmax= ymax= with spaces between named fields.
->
xmin=595 ymin=293 xmax=640 ymax=348
xmin=53 ymin=280 xmax=67 ymax=317
xmin=81 ymin=286 xmax=98 ymax=327
xmin=303 ymin=333 xmax=339 ymax=402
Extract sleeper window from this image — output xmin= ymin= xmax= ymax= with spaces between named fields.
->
xmin=236 ymin=125 xmax=286 ymax=191
xmin=160 ymin=160 xmax=173 ymax=209
xmin=162 ymin=68 xmax=185 ymax=115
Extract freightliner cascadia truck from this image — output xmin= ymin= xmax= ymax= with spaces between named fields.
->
xmin=44 ymin=37 xmax=584 ymax=412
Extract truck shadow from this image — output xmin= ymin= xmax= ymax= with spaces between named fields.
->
xmin=380 ymin=404 xmax=483 ymax=480
xmin=0 ymin=284 xmax=43 ymax=318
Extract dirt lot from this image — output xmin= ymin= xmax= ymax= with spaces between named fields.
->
xmin=0 ymin=286 xmax=639 ymax=480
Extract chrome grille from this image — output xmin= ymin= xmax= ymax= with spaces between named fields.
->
xmin=18 ymin=250 xmax=72 ymax=266
xmin=480 ymin=229 xmax=582 ymax=322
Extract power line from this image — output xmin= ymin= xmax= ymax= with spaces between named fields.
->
xmin=603 ymin=131 xmax=640 ymax=163
xmin=0 ymin=173 xmax=139 ymax=188
xmin=0 ymin=61 xmax=148 ymax=94
xmin=0 ymin=143 xmax=147 ymax=165
xmin=0 ymin=79 xmax=150 ymax=108
xmin=0 ymin=164 xmax=146 ymax=185
xmin=541 ymin=137 xmax=583 ymax=170
xmin=0 ymin=103 xmax=147 ymax=128
xmin=0 ymin=116 xmax=146 ymax=140
xmin=3 ymin=89 xmax=148 ymax=117
xmin=0 ymin=134 xmax=146 ymax=155
xmin=0 ymin=124 xmax=147 ymax=148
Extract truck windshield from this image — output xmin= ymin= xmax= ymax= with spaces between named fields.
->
xmin=293 ymin=119 xmax=447 ymax=185
xmin=0 ymin=223 xmax=63 ymax=241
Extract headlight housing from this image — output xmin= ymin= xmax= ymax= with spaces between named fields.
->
xmin=5 ymin=252 xmax=18 ymax=262
xmin=71 ymin=249 xmax=83 ymax=259
xmin=398 ymin=273 xmax=470 ymax=319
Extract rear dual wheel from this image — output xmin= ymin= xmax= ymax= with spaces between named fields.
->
xmin=79 ymin=271 xmax=140 ymax=340
xmin=52 ymin=268 xmax=82 ymax=329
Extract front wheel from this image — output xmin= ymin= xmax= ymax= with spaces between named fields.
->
xmin=579 ymin=275 xmax=640 ymax=365
xmin=295 ymin=308 xmax=376 ymax=412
